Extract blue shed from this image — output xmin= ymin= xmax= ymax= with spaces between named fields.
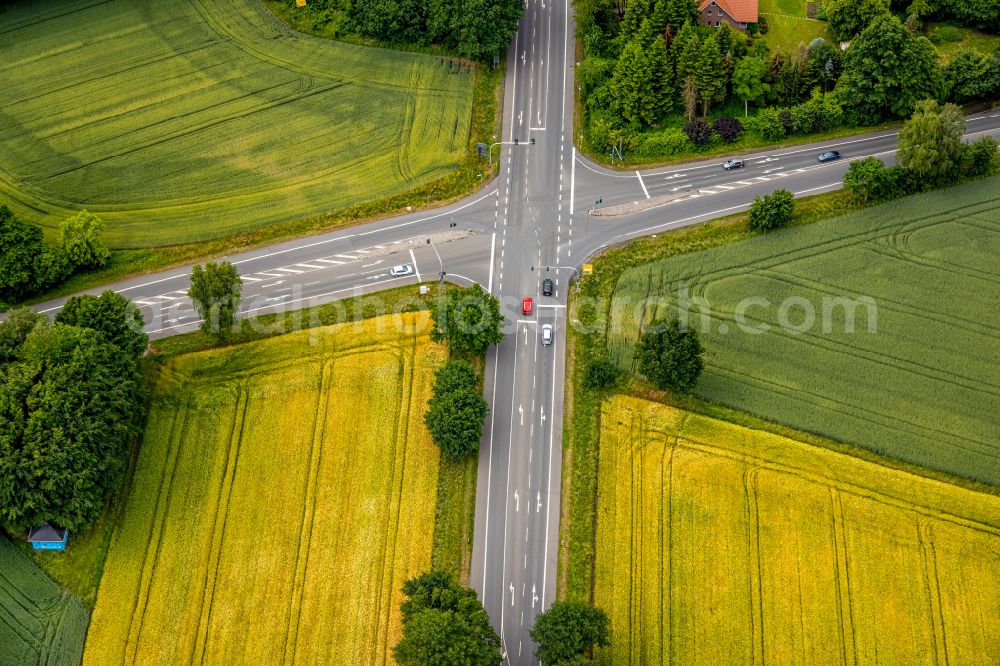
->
xmin=27 ymin=524 xmax=69 ymax=551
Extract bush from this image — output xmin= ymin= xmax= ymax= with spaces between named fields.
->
xmin=929 ymin=24 xmax=963 ymax=43
xmin=843 ymin=156 xmax=907 ymax=203
xmin=683 ymin=120 xmax=712 ymax=145
xmin=634 ymin=128 xmax=696 ymax=156
xmin=779 ymin=108 xmax=795 ymax=135
xmin=962 ymin=136 xmax=999 ymax=178
xmin=753 ymin=107 xmax=786 ymax=141
xmin=584 ymin=357 xmax=619 ymax=390
xmin=747 ymin=188 xmax=795 ymax=231
xmin=712 ymin=116 xmax=744 ymax=142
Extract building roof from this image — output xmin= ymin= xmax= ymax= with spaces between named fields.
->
xmin=27 ymin=523 xmax=68 ymax=543
xmin=699 ymin=0 xmax=759 ymax=23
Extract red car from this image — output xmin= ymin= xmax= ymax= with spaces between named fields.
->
xmin=521 ymin=297 xmax=533 ymax=316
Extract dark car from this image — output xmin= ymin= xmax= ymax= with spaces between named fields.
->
xmin=722 ymin=158 xmax=744 ymax=170
xmin=542 ymin=278 xmax=553 ymax=296
xmin=818 ymin=150 xmax=841 ymax=162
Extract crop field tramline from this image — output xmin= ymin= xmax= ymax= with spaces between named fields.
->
xmin=0 ymin=0 xmax=473 ymax=247
xmin=593 ymin=396 xmax=1000 ymax=665
xmin=0 ymin=537 xmax=89 ymax=666
xmin=606 ymin=178 xmax=1000 ymax=484
xmin=85 ymin=314 xmax=446 ymax=665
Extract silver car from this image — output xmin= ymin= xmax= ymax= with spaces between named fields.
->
xmin=541 ymin=324 xmax=553 ymax=346
xmin=389 ymin=264 xmax=414 ymax=277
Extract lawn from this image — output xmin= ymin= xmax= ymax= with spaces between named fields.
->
xmin=593 ymin=395 xmax=1000 ymax=664
xmin=84 ymin=312 xmax=470 ymax=664
xmin=759 ymin=12 xmax=836 ymax=53
xmin=0 ymin=0 xmax=473 ymax=248
xmin=0 ymin=536 xmax=89 ymax=666
xmin=927 ymin=22 xmax=1000 ymax=63
xmin=606 ymin=176 xmax=1000 ymax=484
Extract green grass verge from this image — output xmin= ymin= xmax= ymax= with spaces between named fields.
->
xmin=559 ymin=180 xmax=1000 ymax=602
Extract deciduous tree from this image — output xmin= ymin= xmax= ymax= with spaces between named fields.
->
xmin=636 ymin=316 xmax=704 ymax=394
xmin=530 ymin=601 xmax=610 ymax=665
xmin=824 ymin=0 xmax=892 ymax=40
xmin=0 ymin=308 xmax=46 ymax=364
xmin=0 ymin=323 xmax=142 ymax=532
xmin=897 ymin=99 xmax=965 ymax=186
xmin=0 ymin=205 xmax=43 ymax=303
xmin=55 ymin=290 xmax=148 ymax=358
xmin=732 ymin=56 xmax=769 ymax=116
xmin=429 ymin=284 xmax=503 ymax=355
xmin=834 ymin=14 xmax=943 ymax=121
xmin=58 ymin=211 xmax=110 ymax=270
xmin=393 ymin=571 xmax=502 ymax=666
xmin=424 ymin=360 xmax=488 ymax=458
xmin=188 ymin=261 xmax=243 ymax=338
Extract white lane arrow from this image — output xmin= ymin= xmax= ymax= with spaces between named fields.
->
xmin=531 ymin=584 xmax=538 ymax=608
xmin=523 ymin=327 xmax=528 ymax=345
xmin=536 ymin=491 xmax=542 ymax=513
xmin=522 ymin=50 xmax=526 ymax=65
xmin=540 ymin=407 xmax=546 ymax=425
xmin=519 ymin=405 xmax=524 ymax=426
xmin=510 ymin=583 xmax=516 ymax=605
xmin=514 ymin=490 xmax=520 ymax=512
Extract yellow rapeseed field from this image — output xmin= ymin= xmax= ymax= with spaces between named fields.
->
xmin=85 ymin=313 xmax=445 ymax=665
xmin=594 ymin=395 xmax=1000 ymax=665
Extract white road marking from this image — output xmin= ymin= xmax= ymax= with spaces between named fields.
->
xmin=570 ymin=147 xmax=576 ymax=214
xmin=636 ymin=170 xmax=650 ymax=198
xmin=408 ymin=248 xmax=421 ymax=282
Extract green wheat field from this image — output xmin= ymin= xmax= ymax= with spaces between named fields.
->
xmin=607 ymin=177 xmax=1000 ymax=484
xmin=0 ymin=0 xmax=473 ymax=247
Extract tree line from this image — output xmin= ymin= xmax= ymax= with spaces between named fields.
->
xmin=576 ymin=0 xmax=1000 ymax=157
xmin=0 ymin=206 xmax=112 ymax=307
xmin=288 ymin=0 xmax=523 ymax=61
xmin=394 ymin=570 xmax=609 ymax=665
xmin=0 ymin=293 xmax=148 ymax=534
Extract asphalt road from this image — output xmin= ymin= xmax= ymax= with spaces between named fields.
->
xmin=19 ymin=1 xmax=1000 ymax=661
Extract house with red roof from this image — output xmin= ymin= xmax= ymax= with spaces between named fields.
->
xmin=698 ymin=0 xmax=759 ymax=31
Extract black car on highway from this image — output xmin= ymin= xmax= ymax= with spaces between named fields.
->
xmin=542 ymin=278 xmax=553 ymax=296
xmin=818 ymin=150 xmax=841 ymax=162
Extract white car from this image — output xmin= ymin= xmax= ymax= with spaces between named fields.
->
xmin=541 ymin=324 xmax=553 ymax=346
xmin=389 ymin=264 xmax=414 ymax=277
